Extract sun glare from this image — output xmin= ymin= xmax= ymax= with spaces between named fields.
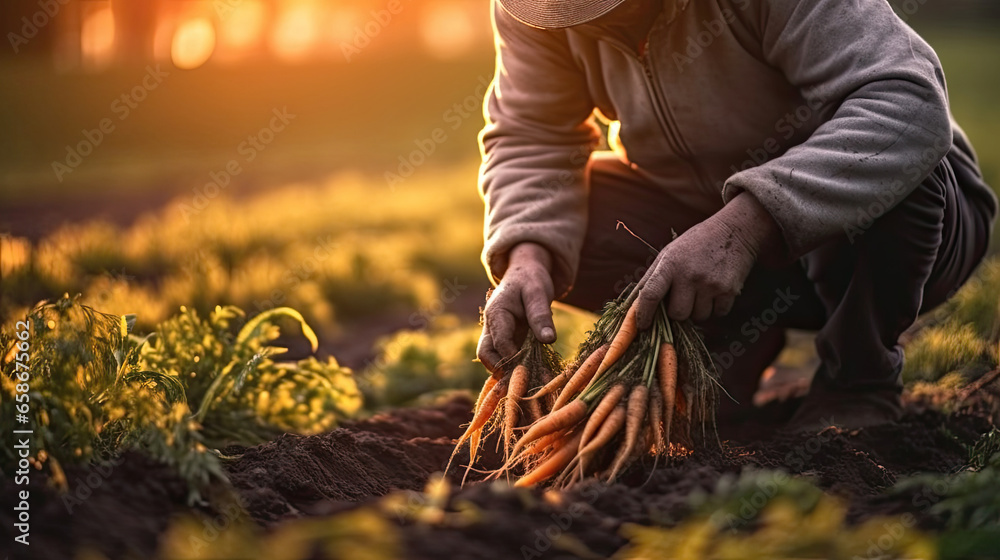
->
xmin=271 ymin=2 xmax=322 ymax=62
xmin=171 ymin=18 xmax=217 ymax=70
xmin=220 ymin=0 xmax=266 ymax=50
xmin=419 ymin=1 xmax=476 ymax=60
xmin=80 ymin=6 xmax=116 ymax=68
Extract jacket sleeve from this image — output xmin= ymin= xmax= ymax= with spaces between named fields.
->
xmin=722 ymin=0 xmax=952 ymax=257
xmin=479 ymin=0 xmax=600 ymax=296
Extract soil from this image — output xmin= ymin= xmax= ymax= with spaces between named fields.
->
xmin=2 ymin=392 xmax=996 ymax=560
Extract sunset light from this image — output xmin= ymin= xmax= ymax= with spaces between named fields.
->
xmin=271 ymin=2 xmax=323 ymax=61
xmin=80 ymin=6 xmax=116 ymax=68
xmin=419 ymin=1 xmax=477 ymax=60
xmin=171 ymin=18 xmax=217 ymax=70
xmin=218 ymin=0 xmax=266 ymax=50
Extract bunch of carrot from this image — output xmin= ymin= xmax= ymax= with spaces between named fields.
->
xmin=447 ymin=331 xmax=561 ymax=484
xmin=450 ymin=283 xmax=721 ymax=488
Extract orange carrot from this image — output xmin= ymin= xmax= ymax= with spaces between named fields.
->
xmin=447 ymin=375 xmax=508 ymax=478
xmin=522 ymin=428 xmax=566 ymax=456
xmin=474 ymin=375 xmax=499 ymax=412
xmin=514 ymin=431 xmax=583 ymax=488
xmin=579 ymin=384 xmax=627 ymax=453
xmin=457 ymin=375 xmax=508 ymax=448
xmin=607 ymin=384 xmax=648 ymax=480
xmin=594 ymin=304 xmax=639 ymax=378
xmin=468 ymin=376 xmax=499 ymax=462
xmin=492 ymin=427 xmax=567 ymax=478
xmin=504 ymin=365 xmax=529 ymax=449
xmin=573 ymin=404 xmax=627 ymax=475
xmin=528 ymin=368 xmax=560 ymax=401
xmin=510 ymin=399 xmax=587 ymax=459
xmin=647 ymin=382 xmax=665 ymax=454
xmin=659 ymin=342 xmax=677 ymax=444
xmin=551 ymin=344 xmax=609 ymax=410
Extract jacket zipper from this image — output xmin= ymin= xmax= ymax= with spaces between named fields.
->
xmin=640 ymin=53 xmax=687 ymax=159
xmin=598 ymin=31 xmax=714 ymax=194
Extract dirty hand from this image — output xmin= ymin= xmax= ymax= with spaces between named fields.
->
xmin=477 ymin=242 xmax=557 ymax=377
xmin=633 ymin=192 xmax=781 ymax=327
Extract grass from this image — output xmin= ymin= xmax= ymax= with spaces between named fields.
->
xmin=0 ymin=297 xmax=361 ymax=503
xmin=1 ymin=164 xmax=489 ymax=337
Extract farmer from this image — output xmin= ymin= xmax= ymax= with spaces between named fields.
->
xmin=475 ymin=0 xmax=997 ymax=432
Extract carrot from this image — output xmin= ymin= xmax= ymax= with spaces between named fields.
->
xmin=574 ymin=384 xmax=627 ymax=476
xmin=491 ymin=427 xmax=567 ymax=479
xmin=514 ymin=431 xmax=583 ymax=488
xmin=528 ymin=368 xmax=560 ymax=401
xmin=578 ymin=384 xmax=627 ymax=453
xmin=573 ymin=404 xmax=627 ymax=476
xmin=647 ymin=382 xmax=665 ymax=454
xmin=504 ymin=365 xmax=529 ymax=449
xmin=474 ymin=375 xmax=499 ymax=413
xmin=510 ymin=399 xmax=587 ymax=459
xmin=551 ymin=344 xmax=609 ymax=410
xmin=468 ymin=376 xmax=499 ymax=462
xmin=607 ymin=384 xmax=648 ymax=480
xmin=659 ymin=342 xmax=677 ymax=444
xmin=447 ymin=375 xmax=508 ymax=478
xmin=594 ymin=304 xmax=639 ymax=378
xmin=457 ymin=374 xmax=508 ymax=448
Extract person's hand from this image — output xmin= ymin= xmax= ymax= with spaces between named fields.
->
xmin=477 ymin=242 xmax=557 ymax=377
xmin=633 ymin=192 xmax=782 ymax=328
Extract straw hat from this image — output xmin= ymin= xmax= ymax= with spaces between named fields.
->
xmin=498 ymin=0 xmax=628 ymax=29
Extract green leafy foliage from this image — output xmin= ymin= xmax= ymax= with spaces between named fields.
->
xmin=889 ymin=430 xmax=1000 ymax=552
xmin=621 ymin=469 xmax=934 ymax=560
xmin=0 ymin=295 xmax=222 ymax=498
xmin=157 ymin=507 xmax=399 ymax=560
xmin=361 ymin=318 xmax=488 ymax=408
xmin=1 ymin=296 xmax=361 ymax=502
xmin=968 ymin=428 xmax=1000 ymax=471
xmin=140 ymin=305 xmax=361 ymax=447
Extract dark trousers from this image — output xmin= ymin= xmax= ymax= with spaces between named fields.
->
xmin=560 ymin=148 xmax=995 ymax=418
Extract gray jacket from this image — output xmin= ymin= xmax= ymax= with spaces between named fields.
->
xmin=478 ymin=0 xmax=996 ymax=296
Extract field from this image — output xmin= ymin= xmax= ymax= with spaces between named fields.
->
xmin=2 ymin=17 xmax=1000 ymax=560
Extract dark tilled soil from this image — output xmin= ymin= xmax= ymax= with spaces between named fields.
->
xmin=2 ymin=396 xmax=995 ymax=560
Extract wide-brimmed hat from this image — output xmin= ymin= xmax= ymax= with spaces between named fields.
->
xmin=498 ymin=0 xmax=628 ymax=29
